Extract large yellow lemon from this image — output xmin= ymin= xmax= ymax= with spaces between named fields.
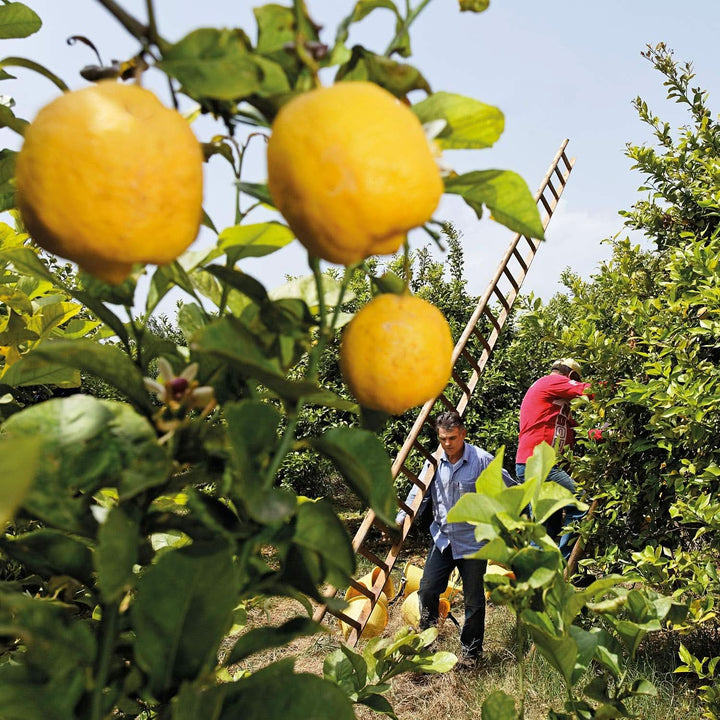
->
xmin=266 ymin=81 xmax=443 ymax=265
xmin=15 ymin=80 xmax=204 ymax=284
xmin=339 ymin=293 xmax=453 ymax=415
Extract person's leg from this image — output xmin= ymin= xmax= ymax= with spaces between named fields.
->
xmin=455 ymin=557 xmax=488 ymax=658
xmin=545 ymin=465 xmax=586 ymax=560
xmin=418 ymin=544 xmax=454 ymax=628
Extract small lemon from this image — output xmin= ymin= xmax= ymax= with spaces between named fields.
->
xmin=267 ymin=81 xmax=443 ymax=265
xmin=339 ymin=293 xmax=453 ymax=415
xmin=15 ymin=80 xmax=204 ymax=284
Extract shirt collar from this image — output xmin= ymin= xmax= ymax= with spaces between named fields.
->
xmin=441 ymin=442 xmax=470 ymax=465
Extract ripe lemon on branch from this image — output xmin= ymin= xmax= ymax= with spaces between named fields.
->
xmin=15 ymin=80 xmax=204 ymax=284
xmin=339 ymin=293 xmax=453 ymax=415
xmin=267 ymin=81 xmax=443 ymax=266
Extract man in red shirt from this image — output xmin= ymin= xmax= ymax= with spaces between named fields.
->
xmin=515 ymin=359 xmax=591 ymax=560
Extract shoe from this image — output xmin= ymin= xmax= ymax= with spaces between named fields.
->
xmin=455 ymin=653 xmax=483 ymax=671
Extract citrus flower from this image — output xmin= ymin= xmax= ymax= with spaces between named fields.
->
xmin=143 ymin=358 xmax=214 ymax=411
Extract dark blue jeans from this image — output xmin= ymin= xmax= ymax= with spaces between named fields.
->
xmin=515 ymin=463 xmax=586 ymax=561
xmin=418 ymin=543 xmax=487 ymax=658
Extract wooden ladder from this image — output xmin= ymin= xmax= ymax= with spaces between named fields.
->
xmin=313 ymin=139 xmax=576 ymax=645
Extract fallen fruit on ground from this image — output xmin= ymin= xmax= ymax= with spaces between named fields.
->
xmin=15 ymin=80 xmax=204 ymax=284
xmin=267 ymin=81 xmax=443 ymax=266
xmin=339 ymin=293 xmax=453 ymax=415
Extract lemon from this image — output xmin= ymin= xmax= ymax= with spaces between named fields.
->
xmin=267 ymin=81 xmax=443 ymax=266
xmin=15 ymin=80 xmax=204 ymax=284
xmin=339 ymin=293 xmax=453 ymax=415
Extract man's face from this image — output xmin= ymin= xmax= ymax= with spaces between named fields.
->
xmin=438 ymin=426 xmax=466 ymax=461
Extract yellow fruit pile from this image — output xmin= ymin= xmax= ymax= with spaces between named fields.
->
xmin=267 ymin=81 xmax=442 ymax=266
xmin=16 ymin=80 xmax=204 ymax=284
xmin=339 ymin=293 xmax=454 ymax=415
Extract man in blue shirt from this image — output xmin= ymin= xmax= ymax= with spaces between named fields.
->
xmin=397 ymin=411 xmax=515 ymax=664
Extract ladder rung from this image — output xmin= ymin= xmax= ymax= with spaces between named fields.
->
xmin=452 ymin=369 xmax=471 ymax=397
xmin=347 ymin=577 xmax=375 ymax=600
xmin=546 ymin=178 xmax=559 ymax=201
xmin=492 ymin=286 xmax=511 ymax=314
xmin=471 ymin=327 xmax=492 ymax=354
xmin=539 ymin=193 xmax=552 ymax=216
xmin=398 ymin=499 xmax=415 ymax=517
xmin=503 ymin=266 xmax=520 ymax=292
xmin=437 ymin=392 xmax=456 ymax=412
xmin=483 ymin=307 xmax=501 ymax=334
xmin=358 ymin=546 xmax=388 ymax=572
xmin=512 ymin=247 xmax=528 ymax=271
xmin=461 ymin=347 xmax=481 ymax=374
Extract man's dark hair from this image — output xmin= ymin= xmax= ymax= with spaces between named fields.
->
xmin=435 ymin=411 xmax=465 ymax=432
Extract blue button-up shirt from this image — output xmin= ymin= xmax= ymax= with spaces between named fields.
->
xmin=397 ymin=442 xmax=516 ymax=559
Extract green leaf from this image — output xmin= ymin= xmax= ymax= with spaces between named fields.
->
xmin=177 ymin=302 xmax=207 ymax=342
xmin=359 ymin=693 xmax=398 ymax=719
xmin=220 ymin=659 xmax=355 ymax=720
xmin=217 ymin=222 xmax=295 ymax=264
xmin=335 ymin=48 xmax=431 ymax=97
xmin=444 ymin=170 xmax=545 ymax=240
xmin=521 ymin=609 xmax=578 ymax=686
xmin=238 ymin=181 xmax=275 ymax=207
xmin=147 ymin=261 xmax=201 ymax=314
xmin=0 ymin=528 xmax=93 ymax=584
xmin=1 ymin=396 xmax=170 ymax=532
xmin=95 ymin=507 xmax=139 ymax=602
xmin=159 ymin=28 xmax=290 ymax=100
xmin=459 ymin=0 xmax=490 ymax=11
xmin=0 ymin=436 xmax=38 ymax=526
xmin=324 ymin=646 xmax=366 ymax=694
xmin=481 ymin=690 xmax=519 ymax=720
xmin=0 ymin=148 xmax=17 ymax=186
xmin=0 ymin=3 xmax=41 ymax=39
xmin=204 ymin=264 xmax=269 ymax=304
xmin=226 ymin=617 xmax=324 ymax=665
xmin=293 ymin=499 xmax=355 ymax=588
xmin=310 ymin=427 xmax=398 ymax=529
xmin=269 ymin=273 xmax=354 ymax=312
xmin=0 ymin=56 xmax=68 ymax=91
xmin=28 ymin=339 xmax=154 ymax=413
xmin=133 ymin=541 xmax=238 ymax=695
xmin=412 ymin=92 xmax=504 ymax=149
xmin=0 ymin=101 xmax=27 ymax=135
xmin=1 ymin=352 xmax=81 ymax=387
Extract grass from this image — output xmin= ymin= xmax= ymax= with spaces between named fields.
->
xmin=227 ymin=553 xmax=706 ymax=720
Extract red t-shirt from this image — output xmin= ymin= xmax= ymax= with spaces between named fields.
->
xmin=516 ymin=373 xmax=592 ymax=464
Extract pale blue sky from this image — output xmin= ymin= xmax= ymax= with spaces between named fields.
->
xmin=3 ymin=1 xmax=719 ymax=302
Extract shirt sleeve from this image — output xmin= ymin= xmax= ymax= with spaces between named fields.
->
xmin=549 ymin=376 xmax=593 ymax=400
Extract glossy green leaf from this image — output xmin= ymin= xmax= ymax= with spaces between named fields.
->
xmin=481 ymin=690 xmax=519 ymax=720
xmin=133 ymin=541 xmax=238 ymax=695
xmin=0 ymin=101 xmax=27 ymax=135
xmin=0 ymin=436 xmax=38 ymax=526
xmin=177 ymin=302 xmax=207 ymax=342
xmin=159 ymin=28 xmax=289 ymax=100
xmin=335 ymin=48 xmax=430 ymax=97
xmin=521 ymin=609 xmax=577 ymax=685
xmin=225 ymin=399 xmax=280 ymax=484
xmin=1 ymin=396 xmax=170 ymax=532
xmin=237 ymin=181 xmax=275 ymax=207
xmin=96 ymin=507 xmax=139 ymax=602
xmin=28 ymin=339 xmax=154 ymax=413
xmin=1 ymin=353 xmax=81 ymax=387
xmin=459 ymin=0 xmax=490 ymax=11
xmin=269 ymin=273 xmax=354 ymax=312
xmin=147 ymin=261 xmax=201 ymax=314
xmin=204 ymin=264 xmax=269 ymax=303
xmin=0 ymin=4 xmax=41 ymax=39
xmin=293 ymin=499 xmax=355 ymax=588
xmin=444 ymin=169 xmax=545 ymax=240
xmin=310 ymin=427 xmax=397 ymax=529
xmin=412 ymin=92 xmax=504 ymax=149
xmin=0 ymin=528 xmax=93 ymax=584
xmin=0 ymin=148 xmax=16 ymax=186
xmin=219 ymin=659 xmax=355 ymax=720
xmin=218 ymin=222 xmax=295 ymax=263
xmin=226 ymin=617 xmax=323 ymax=664
xmin=0 ymin=55 xmax=68 ymax=91
xmin=359 ymin=693 xmax=397 ymax=718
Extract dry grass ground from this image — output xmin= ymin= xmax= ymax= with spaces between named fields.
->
xmin=226 ymin=555 xmax=704 ymax=719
